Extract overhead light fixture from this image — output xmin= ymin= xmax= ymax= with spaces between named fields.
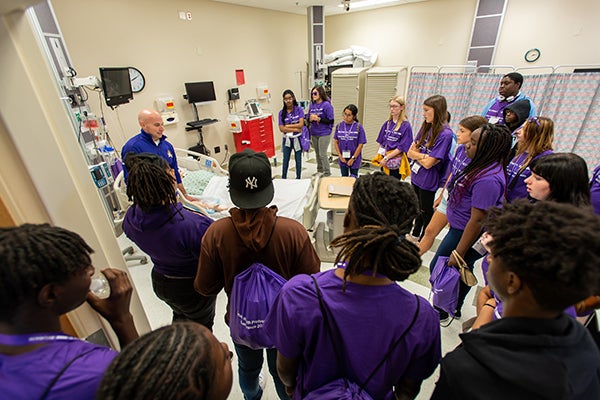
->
xmin=338 ymin=0 xmax=400 ymax=10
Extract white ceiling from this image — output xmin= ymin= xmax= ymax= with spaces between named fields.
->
xmin=209 ymin=0 xmax=428 ymax=16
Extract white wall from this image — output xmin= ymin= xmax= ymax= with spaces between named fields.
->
xmin=326 ymin=0 xmax=600 ymax=70
xmin=52 ymin=0 xmax=308 ymax=154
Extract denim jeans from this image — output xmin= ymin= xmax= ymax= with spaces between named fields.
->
xmin=429 ymin=227 xmax=483 ymax=312
xmin=234 ymin=343 xmax=290 ymax=400
xmin=340 ymin=163 xmax=359 ymax=177
xmin=151 ymin=269 xmax=216 ymax=330
xmin=311 ymin=135 xmax=331 ymax=176
xmin=281 ymin=142 xmax=302 ymax=179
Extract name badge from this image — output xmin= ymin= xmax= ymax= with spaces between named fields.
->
xmin=411 ymin=162 xmax=421 ymax=174
xmin=377 ymin=147 xmax=386 ymax=156
xmin=342 ymin=150 xmax=351 ymax=158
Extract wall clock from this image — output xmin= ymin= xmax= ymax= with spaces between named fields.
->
xmin=525 ymin=48 xmax=541 ymax=63
xmin=129 ymin=67 xmax=145 ymax=93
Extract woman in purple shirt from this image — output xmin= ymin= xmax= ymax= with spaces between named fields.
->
xmin=406 ymin=95 xmax=454 ymax=240
xmin=505 ymin=116 xmax=554 ymax=202
xmin=265 ymin=173 xmax=441 ymax=400
xmin=308 ymin=85 xmax=335 ymax=176
xmin=333 ymin=104 xmax=367 ymax=177
xmin=429 ymin=123 xmax=512 ymax=320
xmin=592 ymin=164 xmax=600 ymax=215
xmin=278 ymin=89 xmax=305 ymax=179
xmin=375 ymin=96 xmax=413 ymax=179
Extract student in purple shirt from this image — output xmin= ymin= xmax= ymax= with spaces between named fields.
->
xmin=592 ymin=164 xmax=600 ymax=215
xmin=265 ymin=173 xmax=441 ymax=400
xmin=278 ymin=89 xmax=305 ymax=179
xmin=481 ymin=72 xmax=536 ymax=125
xmin=429 ymin=123 xmax=512 ymax=321
xmin=333 ymin=104 xmax=367 ymax=177
xmin=308 ymin=85 xmax=335 ymax=176
xmin=375 ymin=96 xmax=413 ymax=180
xmin=432 ymin=201 xmax=600 ymax=400
xmin=419 ymin=115 xmax=487 ymax=256
xmin=122 ymin=153 xmax=215 ymax=330
xmin=506 ymin=116 xmax=554 ymax=202
xmin=0 ymin=224 xmax=138 ymax=400
xmin=406 ymin=95 xmax=454 ymax=240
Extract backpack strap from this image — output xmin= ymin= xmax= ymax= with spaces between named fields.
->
xmin=39 ymin=347 xmax=96 ymax=400
xmin=311 ymin=275 xmax=421 ymax=393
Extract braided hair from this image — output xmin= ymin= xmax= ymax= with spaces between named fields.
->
xmin=450 ymin=123 xmax=512 ymax=203
xmin=98 ymin=322 xmax=223 ymax=400
xmin=330 ymin=172 xmax=421 ymax=285
xmin=0 ymin=224 xmax=93 ymax=322
xmin=485 ymin=200 xmax=600 ymax=311
xmin=124 ymin=153 xmax=178 ymax=212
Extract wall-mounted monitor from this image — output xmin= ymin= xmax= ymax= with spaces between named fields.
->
xmin=99 ymin=67 xmax=133 ymax=108
xmin=185 ymin=81 xmax=217 ymax=104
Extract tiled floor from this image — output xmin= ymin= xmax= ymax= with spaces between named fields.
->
xmin=120 ymin=148 xmax=483 ymax=400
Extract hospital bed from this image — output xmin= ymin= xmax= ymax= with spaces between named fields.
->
xmin=175 ymin=148 xmax=320 ymax=230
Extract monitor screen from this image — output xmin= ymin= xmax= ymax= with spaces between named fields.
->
xmin=185 ymin=81 xmax=217 ymax=104
xmin=99 ymin=67 xmax=133 ymax=107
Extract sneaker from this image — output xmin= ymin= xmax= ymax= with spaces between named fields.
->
xmin=258 ymin=372 xmax=266 ymax=391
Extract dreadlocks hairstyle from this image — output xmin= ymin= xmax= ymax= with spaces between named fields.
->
xmin=415 ymin=95 xmax=449 ymax=149
xmin=485 ymin=200 xmax=600 ymax=311
xmin=98 ymin=322 xmax=225 ymax=400
xmin=450 ymin=123 xmax=512 ymax=204
xmin=124 ymin=153 xmax=178 ymax=212
xmin=0 ymin=224 xmax=93 ymax=322
xmin=330 ymin=172 xmax=422 ymax=285
xmin=529 ymin=153 xmax=591 ymax=207
xmin=515 ymin=116 xmax=554 ymax=171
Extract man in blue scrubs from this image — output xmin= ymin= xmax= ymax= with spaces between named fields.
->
xmin=121 ymin=108 xmax=190 ymax=198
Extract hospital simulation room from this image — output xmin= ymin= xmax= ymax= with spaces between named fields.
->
xmin=1 ymin=0 xmax=600 ymax=398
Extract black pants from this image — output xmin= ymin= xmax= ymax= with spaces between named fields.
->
xmin=411 ymin=184 xmax=436 ymax=239
xmin=151 ymin=269 xmax=216 ymax=330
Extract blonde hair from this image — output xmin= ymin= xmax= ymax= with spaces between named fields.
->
xmin=388 ymin=96 xmax=407 ymax=131
xmin=516 ymin=116 xmax=554 ymax=172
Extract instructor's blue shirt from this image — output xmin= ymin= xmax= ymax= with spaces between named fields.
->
xmin=121 ymin=129 xmax=182 ymax=183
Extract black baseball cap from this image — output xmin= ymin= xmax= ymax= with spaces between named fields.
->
xmin=228 ymin=149 xmax=274 ymax=209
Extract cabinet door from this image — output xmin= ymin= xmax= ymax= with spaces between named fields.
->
xmin=233 ymin=120 xmax=254 ymax=153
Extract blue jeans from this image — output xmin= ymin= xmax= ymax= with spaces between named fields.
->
xmin=282 ymin=142 xmax=302 ymax=179
xmin=234 ymin=343 xmax=289 ymax=400
xmin=340 ymin=163 xmax=358 ymax=177
xmin=429 ymin=227 xmax=483 ymax=312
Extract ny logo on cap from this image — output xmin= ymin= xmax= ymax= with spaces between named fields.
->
xmin=245 ymin=176 xmax=258 ymax=190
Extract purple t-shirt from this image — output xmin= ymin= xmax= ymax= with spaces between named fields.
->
xmin=279 ymin=105 xmax=305 ymax=126
xmin=333 ymin=121 xmax=367 ymax=166
xmin=0 ymin=337 xmax=117 ymax=400
xmin=590 ymin=164 xmax=600 ymax=216
xmin=376 ymin=120 xmax=413 ymax=153
xmin=264 ymin=270 xmax=441 ymax=400
xmin=506 ymin=150 xmax=553 ymax=202
xmin=451 ymin=145 xmax=470 ymax=178
xmin=447 ymin=163 xmax=506 ymax=230
xmin=410 ymin=126 xmax=454 ymax=191
xmin=307 ymin=101 xmax=334 ymax=136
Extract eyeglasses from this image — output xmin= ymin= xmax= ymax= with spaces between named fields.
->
xmin=528 ymin=116 xmax=540 ymax=126
xmin=311 ymin=91 xmax=319 ymax=96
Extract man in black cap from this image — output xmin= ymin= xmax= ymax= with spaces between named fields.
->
xmin=195 ymin=149 xmax=320 ymax=400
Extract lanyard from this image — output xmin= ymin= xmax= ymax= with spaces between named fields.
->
xmin=0 ymin=332 xmax=80 ymax=346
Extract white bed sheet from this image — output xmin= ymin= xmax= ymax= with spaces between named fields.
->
xmin=202 ymin=176 xmax=312 ymax=222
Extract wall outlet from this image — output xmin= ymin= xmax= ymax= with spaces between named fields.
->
xmin=214 ymin=146 xmax=221 ymax=154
